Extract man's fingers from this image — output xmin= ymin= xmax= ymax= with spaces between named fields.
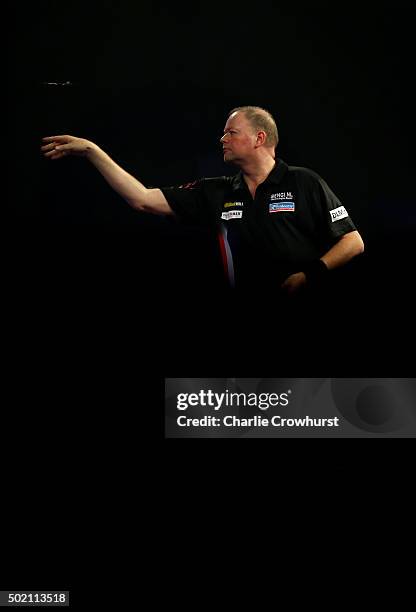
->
xmin=41 ymin=143 xmax=65 ymax=157
xmin=42 ymin=135 xmax=68 ymax=143
xmin=50 ymin=152 xmax=67 ymax=160
xmin=42 ymin=145 xmax=68 ymax=159
xmin=44 ymin=149 xmax=67 ymax=158
xmin=41 ymin=143 xmax=56 ymax=151
xmin=42 ymin=143 xmax=69 ymax=156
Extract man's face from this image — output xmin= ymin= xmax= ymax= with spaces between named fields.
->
xmin=220 ymin=112 xmax=257 ymax=164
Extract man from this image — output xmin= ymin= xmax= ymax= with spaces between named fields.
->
xmin=41 ymin=106 xmax=364 ymax=295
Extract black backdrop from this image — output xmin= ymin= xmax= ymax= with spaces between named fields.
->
xmin=6 ymin=1 xmax=415 ymax=373
xmin=6 ymin=1 xmax=416 ymax=373
xmin=4 ymin=0 xmax=415 ymax=594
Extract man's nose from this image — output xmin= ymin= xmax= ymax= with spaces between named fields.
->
xmin=220 ymin=134 xmax=227 ymax=144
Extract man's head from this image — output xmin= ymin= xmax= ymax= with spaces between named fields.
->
xmin=220 ymin=106 xmax=278 ymax=165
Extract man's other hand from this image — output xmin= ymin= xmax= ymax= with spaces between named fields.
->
xmin=280 ymin=272 xmax=307 ymax=295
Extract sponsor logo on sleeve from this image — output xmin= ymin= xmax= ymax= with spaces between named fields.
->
xmin=330 ymin=206 xmax=349 ymax=222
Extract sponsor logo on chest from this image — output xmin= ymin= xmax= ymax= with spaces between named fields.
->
xmin=269 ymin=191 xmax=295 ymax=213
xmin=269 ymin=201 xmax=295 ymax=212
xmin=221 ymin=201 xmax=244 ymax=220
xmin=223 ymin=201 xmax=244 ymax=208
xmin=270 ymin=192 xmax=294 ymax=200
xmin=221 ymin=210 xmax=243 ymax=220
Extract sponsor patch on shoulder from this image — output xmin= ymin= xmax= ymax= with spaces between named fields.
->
xmin=269 ymin=201 xmax=295 ymax=213
xmin=330 ymin=206 xmax=349 ymax=222
xmin=221 ymin=210 xmax=243 ymax=220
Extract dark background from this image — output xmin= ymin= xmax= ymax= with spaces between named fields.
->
xmin=4 ymin=0 xmax=415 ymax=590
xmin=7 ymin=1 xmax=415 ymax=370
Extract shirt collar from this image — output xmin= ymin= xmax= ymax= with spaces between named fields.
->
xmin=231 ymin=158 xmax=289 ymax=192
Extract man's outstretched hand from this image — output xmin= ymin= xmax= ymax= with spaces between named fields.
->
xmin=41 ymin=135 xmax=96 ymax=160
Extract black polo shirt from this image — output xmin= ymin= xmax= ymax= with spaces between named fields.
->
xmin=160 ymin=159 xmax=356 ymax=289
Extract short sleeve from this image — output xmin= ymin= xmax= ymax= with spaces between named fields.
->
xmin=160 ymin=179 xmax=215 ymax=227
xmin=315 ymin=176 xmax=356 ymax=240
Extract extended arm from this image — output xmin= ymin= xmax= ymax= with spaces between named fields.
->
xmin=41 ymin=135 xmax=173 ymax=215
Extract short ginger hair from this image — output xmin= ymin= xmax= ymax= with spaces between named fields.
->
xmin=228 ymin=105 xmax=279 ymax=148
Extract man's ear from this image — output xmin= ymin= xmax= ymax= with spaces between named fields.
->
xmin=255 ymin=130 xmax=267 ymax=147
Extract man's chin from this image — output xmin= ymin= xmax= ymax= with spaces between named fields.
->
xmin=223 ymin=153 xmax=237 ymax=165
